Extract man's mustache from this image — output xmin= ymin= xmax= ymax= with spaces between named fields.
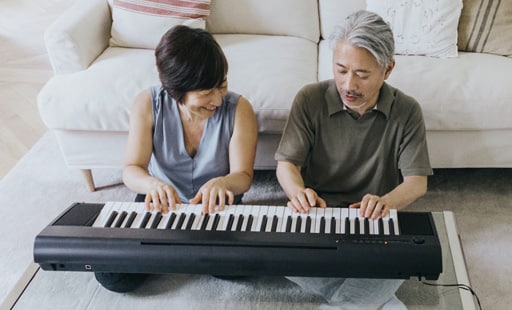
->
xmin=339 ymin=89 xmax=364 ymax=98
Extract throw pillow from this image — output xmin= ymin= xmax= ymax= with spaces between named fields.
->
xmin=110 ymin=0 xmax=211 ymax=49
xmin=458 ymin=0 xmax=512 ymax=57
xmin=366 ymin=0 xmax=463 ymax=58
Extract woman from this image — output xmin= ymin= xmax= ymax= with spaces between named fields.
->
xmin=96 ymin=25 xmax=258 ymax=292
xmin=125 ymin=25 xmax=257 ymax=214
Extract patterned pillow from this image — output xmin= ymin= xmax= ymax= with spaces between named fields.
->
xmin=458 ymin=0 xmax=512 ymax=57
xmin=110 ymin=0 xmax=211 ymax=49
xmin=367 ymin=0 xmax=463 ymax=58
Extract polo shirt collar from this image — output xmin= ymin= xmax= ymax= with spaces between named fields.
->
xmin=325 ymin=80 xmax=394 ymax=119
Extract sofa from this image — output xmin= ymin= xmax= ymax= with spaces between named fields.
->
xmin=37 ymin=0 xmax=512 ymax=191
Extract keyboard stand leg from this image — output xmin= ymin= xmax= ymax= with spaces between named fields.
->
xmin=81 ymin=169 xmax=96 ymax=192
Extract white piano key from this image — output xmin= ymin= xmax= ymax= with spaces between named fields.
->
xmin=205 ymin=213 xmax=216 ymax=231
xmin=170 ymin=212 xmax=182 ymax=230
xmin=254 ymin=206 xmax=269 ymax=232
xmin=129 ymin=203 xmax=147 ymax=228
xmin=265 ymin=206 xmax=276 ymax=232
xmin=358 ymin=213 xmax=365 ymax=235
xmin=219 ymin=205 xmax=237 ymax=231
xmin=312 ymin=208 xmax=321 ymax=233
xmin=157 ymin=212 xmax=170 ymax=229
xmin=193 ymin=213 xmax=207 ymax=230
xmin=144 ymin=212 xmax=157 ymax=229
xmin=324 ymin=208 xmax=333 ymax=234
xmin=230 ymin=206 xmax=243 ymax=231
xmin=240 ymin=205 xmax=252 ymax=231
xmin=373 ymin=217 xmax=380 ymax=235
xmin=382 ymin=214 xmax=390 ymax=235
xmin=390 ymin=209 xmax=400 ymax=235
xmin=180 ymin=212 xmax=192 ymax=230
xmin=181 ymin=204 xmax=195 ymax=229
xmin=274 ymin=207 xmax=285 ymax=232
xmin=120 ymin=202 xmax=137 ymax=228
xmin=92 ymin=201 xmax=116 ymax=227
xmin=349 ymin=208 xmax=358 ymax=234
xmin=368 ymin=218 xmax=375 ymax=235
xmin=290 ymin=210 xmax=299 ymax=232
xmin=189 ymin=205 xmax=203 ymax=230
xmin=338 ymin=208 xmax=347 ymax=234
xmin=105 ymin=201 xmax=123 ymax=228
xmin=281 ymin=207 xmax=293 ymax=232
xmin=299 ymin=214 xmax=307 ymax=233
xmin=214 ymin=208 xmax=228 ymax=231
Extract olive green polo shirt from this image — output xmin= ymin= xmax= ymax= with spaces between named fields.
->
xmin=275 ymin=80 xmax=433 ymax=206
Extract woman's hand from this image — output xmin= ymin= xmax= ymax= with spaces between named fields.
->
xmin=144 ymin=183 xmax=181 ymax=213
xmin=189 ymin=177 xmax=234 ymax=214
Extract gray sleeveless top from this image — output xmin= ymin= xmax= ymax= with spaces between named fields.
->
xmin=148 ymin=86 xmax=241 ymax=203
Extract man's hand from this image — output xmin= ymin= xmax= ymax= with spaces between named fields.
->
xmin=189 ymin=177 xmax=234 ymax=214
xmin=287 ymin=188 xmax=327 ymax=213
xmin=349 ymin=194 xmax=392 ymax=219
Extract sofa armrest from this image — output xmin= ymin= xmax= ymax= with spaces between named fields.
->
xmin=44 ymin=0 xmax=112 ymax=75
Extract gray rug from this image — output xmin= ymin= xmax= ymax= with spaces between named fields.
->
xmin=1 ymin=132 xmax=511 ymax=309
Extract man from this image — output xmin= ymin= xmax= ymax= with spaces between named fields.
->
xmin=275 ymin=10 xmax=433 ymax=309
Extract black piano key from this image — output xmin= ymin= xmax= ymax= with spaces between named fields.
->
xmin=330 ymin=217 xmax=336 ymax=234
xmin=165 ymin=213 xmax=177 ymax=229
xmin=245 ymin=215 xmax=254 ymax=231
xmin=271 ymin=215 xmax=278 ymax=232
xmin=104 ymin=211 xmax=118 ymax=228
xmin=124 ymin=211 xmax=137 ymax=228
xmin=305 ymin=216 xmax=312 ymax=233
xmin=354 ymin=218 xmax=360 ymax=235
xmin=295 ymin=216 xmax=302 ymax=233
xmin=285 ymin=216 xmax=292 ymax=232
xmin=236 ymin=215 xmax=244 ymax=231
xmin=344 ymin=217 xmax=350 ymax=234
xmin=150 ymin=212 xmax=163 ymax=229
xmin=185 ymin=213 xmax=196 ymax=230
xmin=319 ymin=217 xmax=326 ymax=234
xmin=226 ymin=214 xmax=235 ymax=231
xmin=211 ymin=214 xmax=220 ymax=230
xmin=378 ymin=218 xmax=384 ymax=235
xmin=200 ymin=213 xmax=210 ymax=230
xmin=260 ymin=215 xmax=268 ymax=232
xmin=389 ymin=218 xmax=395 ymax=235
xmin=174 ymin=213 xmax=187 ymax=230
xmin=364 ymin=218 xmax=370 ymax=235
xmin=114 ymin=211 xmax=128 ymax=228
xmin=139 ymin=212 xmax=151 ymax=228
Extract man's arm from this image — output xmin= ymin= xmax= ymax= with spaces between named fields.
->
xmin=276 ymin=160 xmax=327 ymax=213
xmin=349 ymin=175 xmax=427 ymax=219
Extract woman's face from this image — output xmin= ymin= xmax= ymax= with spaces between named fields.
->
xmin=180 ymin=80 xmax=228 ymax=120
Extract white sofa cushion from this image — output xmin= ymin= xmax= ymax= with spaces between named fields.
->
xmin=207 ymin=0 xmax=319 ymax=43
xmin=216 ymin=34 xmax=318 ymax=133
xmin=319 ymin=40 xmax=512 ymax=131
xmin=319 ymin=0 xmax=365 ymax=39
xmin=38 ymin=48 xmax=159 ymax=131
xmin=110 ymin=0 xmax=210 ymax=49
xmin=39 ymin=35 xmax=317 ymax=134
xmin=367 ymin=0 xmax=462 ymax=58
xmin=44 ymin=0 xmax=111 ymax=74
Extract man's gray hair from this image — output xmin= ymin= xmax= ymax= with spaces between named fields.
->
xmin=329 ymin=10 xmax=394 ymax=71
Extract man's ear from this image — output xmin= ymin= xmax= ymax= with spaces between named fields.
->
xmin=384 ymin=60 xmax=395 ymax=80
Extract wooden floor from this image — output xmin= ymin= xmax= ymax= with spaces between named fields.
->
xmin=0 ymin=0 xmax=77 ymax=180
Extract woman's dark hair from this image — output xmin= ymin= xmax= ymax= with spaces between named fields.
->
xmin=155 ymin=25 xmax=228 ymax=103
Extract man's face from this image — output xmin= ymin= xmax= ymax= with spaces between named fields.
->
xmin=332 ymin=40 xmax=394 ymax=111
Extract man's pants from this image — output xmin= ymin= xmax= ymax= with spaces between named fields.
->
xmin=287 ymin=276 xmax=404 ymax=309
